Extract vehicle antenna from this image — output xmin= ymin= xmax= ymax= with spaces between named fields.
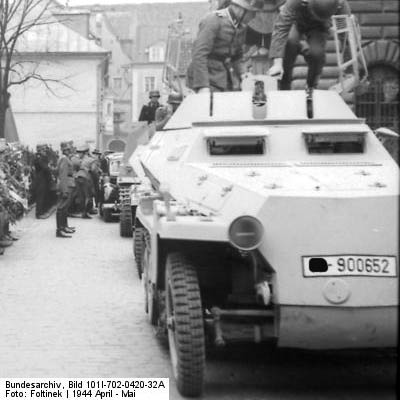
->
xmin=306 ymin=87 xmax=314 ymax=119
xmin=209 ymin=89 xmax=214 ymax=116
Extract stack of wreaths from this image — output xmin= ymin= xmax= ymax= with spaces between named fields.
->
xmin=0 ymin=141 xmax=35 ymax=252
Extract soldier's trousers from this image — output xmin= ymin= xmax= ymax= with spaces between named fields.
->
xmin=35 ymin=178 xmax=50 ymax=217
xmin=281 ymin=25 xmax=328 ymax=90
xmin=75 ymin=177 xmax=90 ymax=214
xmin=56 ymin=192 xmax=71 ymax=231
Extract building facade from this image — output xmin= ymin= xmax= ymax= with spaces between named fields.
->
xmin=10 ymin=10 xmax=109 ymax=150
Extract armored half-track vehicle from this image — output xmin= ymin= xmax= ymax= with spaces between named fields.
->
xmin=129 ymin=90 xmax=399 ymax=397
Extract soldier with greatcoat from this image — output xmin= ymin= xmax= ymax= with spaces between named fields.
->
xmin=268 ymin=0 xmax=351 ymax=90
xmin=138 ymin=90 xmax=163 ymax=125
xmin=56 ymin=142 xmax=76 ymax=238
xmin=187 ymin=0 xmax=264 ymax=93
xmin=75 ymin=144 xmax=92 ymax=219
xmin=33 ymin=144 xmax=52 ymax=219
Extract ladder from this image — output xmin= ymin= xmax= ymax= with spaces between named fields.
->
xmin=330 ymin=14 xmax=368 ymax=94
xmin=162 ymin=17 xmax=193 ymax=96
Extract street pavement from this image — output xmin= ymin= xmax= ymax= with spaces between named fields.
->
xmin=0 ymin=211 xmax=396 ymax=399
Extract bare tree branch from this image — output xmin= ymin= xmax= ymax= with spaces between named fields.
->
xmin=0 ymin=0 xmax=75 ymax=138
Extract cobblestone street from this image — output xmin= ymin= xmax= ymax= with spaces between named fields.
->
xmin=0 ymin=212 xmax=397 ymax=400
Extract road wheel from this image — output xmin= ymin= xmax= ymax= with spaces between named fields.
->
xmin=103 ymin=208 xmax=112 ymax=222
xmin=165 ymin=252 xmax=205 ymax=397
xmin=120 ymin=204 xmax=132 ymax=237
xmin=133 ymin=227 xmax=144 ymax=279
xmin=142 ymin=232 xmax=158 ymax=325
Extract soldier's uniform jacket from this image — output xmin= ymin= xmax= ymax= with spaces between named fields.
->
xmin=34 ymin=153 xmax=51 ymax=181
xmin=269 ymin=0 xmax=351 ymax=59
xmin=70 ymin=155 xmax=81 ymax=176
xmin=74 ymin=154 xmax=92 ymax=180
xmin=57 ymin=155 xmax=74 ymax=196
xmin=187 ymin=7 xmax=247 ymax=91
xmin=138 ymin=101 xmax=161 ymax=124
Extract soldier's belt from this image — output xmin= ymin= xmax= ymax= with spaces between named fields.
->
xmin=208 ymin=54 xmax=229 ymax=62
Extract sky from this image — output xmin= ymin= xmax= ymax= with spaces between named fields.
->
xmin=66 ymin=0 xmax=207 ymax=5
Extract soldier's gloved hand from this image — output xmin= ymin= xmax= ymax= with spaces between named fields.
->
xmin=268 ymin=58 xmax=284 ymax=80
xmin=197 ymin=87 xmax=210 ymax=94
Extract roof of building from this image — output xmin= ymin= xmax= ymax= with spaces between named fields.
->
xmin=16 ymin=12 xmax=108 ymax=55
xmin=80 ymin=2 xmax=209 ymax=61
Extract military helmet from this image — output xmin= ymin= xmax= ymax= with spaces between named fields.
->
xmin=167 ymin=93 xmax=183 ymax=104
xmin=149 ymin=90 xmax=161 ymax=98
xmin=76 ymin=144 xmax=89 ymax=153
xmin=306 ymin=0 xmax=340 ymax=21
xmin=230 ymin=0 xmax=264 ymax=12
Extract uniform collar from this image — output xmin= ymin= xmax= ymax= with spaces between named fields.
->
xmin=227 ymin=7 xmax=242 ymax=28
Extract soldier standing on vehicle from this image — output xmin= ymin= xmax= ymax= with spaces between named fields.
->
xmin=55 ymin=142 xmax=76 ymax=238
xmin=187 ymin=0 xmax=264 ymax=93
xmin=155 ymin=92 xmax=183 ymax=131
xmin=268 ymin=0 xmax=351 ymax=90
xmin=138 ymin=90 xmax=163 ymax=125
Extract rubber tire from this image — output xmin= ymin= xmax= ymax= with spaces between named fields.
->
xmin=120 ymin=205 xmax=132 ymax=237
xmin=165 ymin=252 xmax=205 ymax=397
xmin=133 ymin=227 xmax=144 ymax=279
xmin=103 ymin=208 xmax=112 ymax=222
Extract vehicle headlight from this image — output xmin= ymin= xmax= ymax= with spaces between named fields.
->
xmin=228 ymin=216 xmax=264 ymax=251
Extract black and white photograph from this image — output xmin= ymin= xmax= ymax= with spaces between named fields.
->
xmin=0 ymin=0 xmax=398 ymax=398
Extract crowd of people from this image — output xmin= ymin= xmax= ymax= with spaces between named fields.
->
xmin=54 ymin=141 xmax=105 ymax=238
xmin=0 ymin=141 xmax=34 ymax=254
xmin=0 ymin=138 xmax=109 ymax=251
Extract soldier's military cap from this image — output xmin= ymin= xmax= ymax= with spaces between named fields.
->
xmin=167 ymin=93 xmax=183 ymax=104
xmin=76 ymin=144 xmax=89 ymax=153
xmin=60 ymin=141 xmax=70 ymax=151
xmin=231 ymin=0 xmax=264 ymax=11
xmin=36 ymin=143 xmax=47 ymax=151
xmin=149 ymin=90 xmax=161 ymax=98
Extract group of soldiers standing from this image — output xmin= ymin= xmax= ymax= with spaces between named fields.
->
xmin=55 ymin=141 xmax=103 ymax=238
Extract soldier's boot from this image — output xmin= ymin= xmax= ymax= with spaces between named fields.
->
xmin=56 ymin=211 xmax=71 ymax=238
xmin=62 ymin=212 xmax=75 ymax=232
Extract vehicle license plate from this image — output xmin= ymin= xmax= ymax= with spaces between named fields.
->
xmin=303 ymin=255 xmax=397 ymax=277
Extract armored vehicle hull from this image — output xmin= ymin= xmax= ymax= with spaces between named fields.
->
xmin=130 ymin=90 xmax=399 ymax=396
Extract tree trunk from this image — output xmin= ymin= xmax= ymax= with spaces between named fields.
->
xmin=0 ymin=105 xmax=6 ymax=140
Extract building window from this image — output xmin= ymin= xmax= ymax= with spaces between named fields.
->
xmin=113 ymin=78 xmax=122 ymax=90
xmin=107 ymin=103 xmax=112 ymax=116
xmin=144 ymin=76 xmax=156 ymax=92
xmin=148 ymin=45 xmax=165 ymax=62
xmin=356 ymin=65 xmax=399 ymax=132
